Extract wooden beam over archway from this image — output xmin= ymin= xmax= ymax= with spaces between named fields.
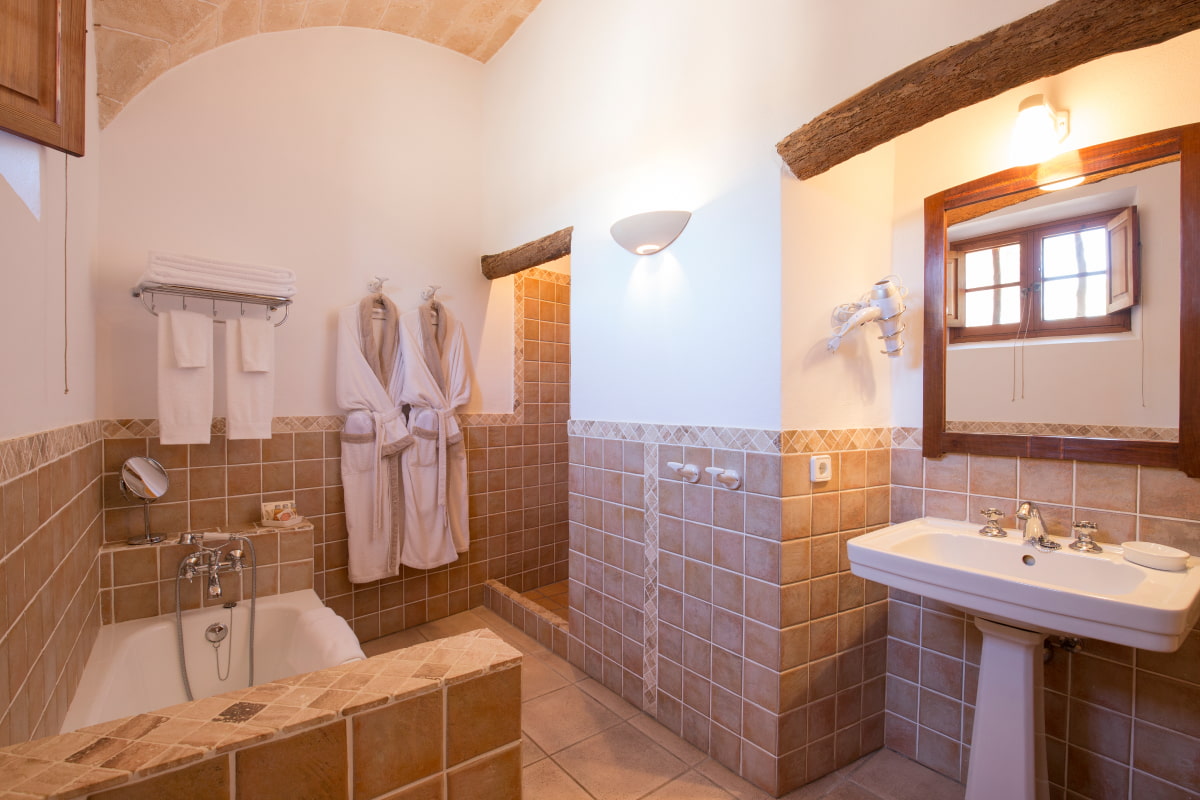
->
xmin=776 ymin=0 xmax=1200 ymax=180
xmin=481 ymin=227 xmax=573 ymax=280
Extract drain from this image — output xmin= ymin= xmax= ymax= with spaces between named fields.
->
xmin=205 ymin=622 xmax=229 ymax=644
xmin=1022 ymin=554 xmax=1036 ymax=566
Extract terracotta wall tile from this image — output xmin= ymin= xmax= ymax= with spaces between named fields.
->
xmin=353 ymin=690 xmax=443 ymax=797
xmin=236 ymin=720 xmax=347 ymax=799
xmin=445 ymin=741 xmax=521 ymax=800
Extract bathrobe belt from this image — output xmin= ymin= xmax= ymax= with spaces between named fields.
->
xmin=371 ymin=408 xmax=410 ymax=537
xmin=410 ymin=407 xmax=462 ymax=513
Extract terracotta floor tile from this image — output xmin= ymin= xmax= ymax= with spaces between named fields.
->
xmin=522 ymin=685 xmax=622 ymax=754
xmin=643 ymin=769 xmax=736 ymax=799
xmin=522 ymin=734 xmax=547 ymax=767
xmin=553 ymin=722 xmax=689 ymax=800
xmin=523 ymin=757 xmax=593 ymax=800
xmin=846 ymin=748 xmax=964 ymax=800
xmin=626 ymin=715 xmax=708 ymax=767
xmin=522 ymin=654 xmax=571 ymax=700
xmin=577 ymin=678 xmax=641 ymax=720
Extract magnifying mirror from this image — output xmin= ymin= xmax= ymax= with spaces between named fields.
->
xmin=119 ymin=456 xmax=168 ymax=545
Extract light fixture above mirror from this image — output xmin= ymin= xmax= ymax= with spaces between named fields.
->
xmin=610 ymin=210 xmax=691 ymax=255
xmin=1011 ymin=94 xmax=1070 ymax=166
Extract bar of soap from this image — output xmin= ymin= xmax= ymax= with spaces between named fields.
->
xmin=1121 ymin=541 xmax=1190 ymax=571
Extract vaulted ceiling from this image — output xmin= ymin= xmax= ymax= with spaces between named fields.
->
xmin=94 ymin=0 xmax=542 ymax=127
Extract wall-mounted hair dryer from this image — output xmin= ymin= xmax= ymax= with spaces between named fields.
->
xmin=827 ymin=277 xmax=907 ymax=358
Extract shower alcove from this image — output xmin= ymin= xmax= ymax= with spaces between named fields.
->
xmin=485 ymin=259 xmax=572 ymax=627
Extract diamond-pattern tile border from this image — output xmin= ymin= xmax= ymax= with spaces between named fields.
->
xmin=946 ymin=420 xmax=1179 ymax=442
xmin=568 ymin=420 xmax=910 ymax=455
xmin=0 ymin=420 xmax=103 ymax=484
xmin=642 ymin=443 xmax=659 ymax=715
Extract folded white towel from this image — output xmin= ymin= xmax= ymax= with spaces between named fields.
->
xmin=237 ymin=317 xmax=273 ymax=373
xmin=286 ymin=607 xmax=365 ymax=676
xmin=168 ymin=309 xmax=212 ymax=368
xmin=158 ymin=311 xmax=213 ymax=445
xmin=149 ymin=251 xmax=297 ymax=283
xmin=225 ymin=318 xmax=273 ymax=440
xmin=143 ymin=266 xmax=297 ymax=298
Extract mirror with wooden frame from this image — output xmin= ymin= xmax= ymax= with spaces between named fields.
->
xmin=923 ymin=123 xmax=1200 ymax=477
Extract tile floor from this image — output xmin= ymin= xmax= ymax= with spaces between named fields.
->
xmin=518 ymin=580 xmax=570 ymax=621
xmin=363 ymin=608 xmax=967 ymax=800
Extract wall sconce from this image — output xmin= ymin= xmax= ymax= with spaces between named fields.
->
xmin=610 ymin=210 xmax=691 ymax=255
xmin=1011 ymin=94 xmax=1069 ymax=165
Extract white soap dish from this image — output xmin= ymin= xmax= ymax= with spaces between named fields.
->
xmin=1121 ymin=541 xmax=1190 ymax=571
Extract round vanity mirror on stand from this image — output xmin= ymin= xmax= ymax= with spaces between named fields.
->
xmin=119 ymin=456 xmax=168 ymax=546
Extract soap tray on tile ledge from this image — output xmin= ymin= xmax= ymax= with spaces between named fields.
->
xmin=1121 ymin=541 xmax=1191 ymax=571
xmin=260 ymin=516 xmax=306 ymax=528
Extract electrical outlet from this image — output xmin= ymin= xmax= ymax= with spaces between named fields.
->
xmin=810 ymin=454 xmax=832 ymax=483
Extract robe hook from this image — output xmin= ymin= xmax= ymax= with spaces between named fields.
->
xmin=182 ymin=296 xmax=188 ymax=311
xmin=368 ymin=275 xmax=389 ymax=294
xmin=240 ymin=302 xmax=246 ymax=317
xmin=212 ymin=298 xmax=218 ymax=317
xmin=421 ymin=284 xmax=441 ymax=302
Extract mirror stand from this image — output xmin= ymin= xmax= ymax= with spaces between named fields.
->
xmin=119 ymin=456 xmax=169 ymax=546
xmin=129 ymin=499 xmax=164 ymax=547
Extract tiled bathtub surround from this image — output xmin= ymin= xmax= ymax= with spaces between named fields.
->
xmin=98 ymin=268 xmax=570 ymax=643
xmin=0 ymin=422 xmax=105 ymax=747
xmin=567 ymin=422 xmax=893 ymax=795
xmin=888 ymin=447 xmax=1200 ymax=797
xmin=99 ymin=523 xmax=315 ymax=624
xmin=0 ymin=628 xmax=522 ymax=799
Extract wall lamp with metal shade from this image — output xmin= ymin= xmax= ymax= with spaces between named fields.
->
xmin=610 ymin=210 xmax=692 ymax=255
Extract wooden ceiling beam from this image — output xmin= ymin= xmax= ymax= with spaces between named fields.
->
xmin=776 ymin=0 xmax=1200 ymax=180
xmin=481 ymin=227 xmax=573 ymax=280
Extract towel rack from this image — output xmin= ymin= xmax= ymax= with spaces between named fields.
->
xmin=132 ymin=282 xmax=292 ymax=327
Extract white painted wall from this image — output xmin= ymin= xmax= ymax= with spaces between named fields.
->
xmin=95 ymin=28 xmax=510 ymax=419
xmin=484 ymin=0 xmax=1056 ymax=430
xmin=0 ymin=7 xmax=100 ymax=440
xmin=887 ymin=29 xmax=1200 ymax=429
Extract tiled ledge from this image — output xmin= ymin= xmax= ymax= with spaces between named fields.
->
xmin=0 ymin=628 xmax=521 ymax=799
xmin=99 ymin=522 xmax=316 ymax=624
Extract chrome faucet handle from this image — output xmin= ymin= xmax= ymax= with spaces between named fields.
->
xmin=179 ymin=532 xmax=202 ymax=545
xmin=1069 ymin=521 xmax=1103 ymax=553
xmin=978 ymin=508 xmax=1007 ymax=537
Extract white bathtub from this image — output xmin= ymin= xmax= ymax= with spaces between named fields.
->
xmin=61 ymin=589 xmax=363 ymax=733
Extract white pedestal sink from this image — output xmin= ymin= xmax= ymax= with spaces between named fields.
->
xmin=847 ymin=517 xmax=1200 ymax=800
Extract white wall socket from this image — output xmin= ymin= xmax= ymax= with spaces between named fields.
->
xmin=810 ymin=454 xmax=832 ymax=483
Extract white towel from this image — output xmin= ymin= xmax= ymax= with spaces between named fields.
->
xmin=286 ymin=607 xmax=365 ymax=676
xmin=149 ymin=251 xmax=297 ymax=283
xmin=143 ymin=266 xmax=297 ymax=298
xmin=225 ymin=318 xmax=274 ymax=440
xmin=238 ymin=316 xmax=274 ymax=373
xmin=169 ymin=308 xmax=212 ymax=368
xmin=158 ymin=311 xmax=213 ymax=445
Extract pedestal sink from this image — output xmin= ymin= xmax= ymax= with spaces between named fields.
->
xmin=847 ymin=517 xmax=1200 ymax=800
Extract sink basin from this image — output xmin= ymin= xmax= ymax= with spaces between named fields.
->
xmin=849 ymin=516 xmax=1200 ymax=800
xmin=848 ymin=516 xmax=1200 ymax=651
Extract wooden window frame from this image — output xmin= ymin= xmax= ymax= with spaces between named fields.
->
xmin=948 ymin=208 xmax=1136 ymax=344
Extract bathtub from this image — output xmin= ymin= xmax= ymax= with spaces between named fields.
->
xmin=61 ymin=589 xmax=363 ymax=733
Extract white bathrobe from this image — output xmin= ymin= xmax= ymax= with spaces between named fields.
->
xmin=396 ymin=300 xmax=472 ymax=569
xmin=335 ymin=295 xmax=412 ymax=583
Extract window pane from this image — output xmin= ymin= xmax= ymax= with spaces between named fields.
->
xmin=1078 ymin=227 xmax=1107 ymax=273
xmin=963 ymin=244 xmax=1020 ymax=288
xmin=964 ymin=250 xmax=994 ymax=289
xmin=998 ymin=285 xmax=1021 ymax=325
xmin=997 ymin=243 xmax=1020 ymax=284
xmin=964 ymin=289 xmax=994 ymax=327
xmin=1042 ymin=232 xmax=1080 ymax=278
xmin=1042 ymin=227 xmax=1107 ymax=278
xmin=1042 ymin=276 xmax=1078 ymax=320
xmin=1084 ymin=273 xmax=1108 ymax=317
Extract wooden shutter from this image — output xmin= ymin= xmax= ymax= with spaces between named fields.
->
xmin=946 ymin=249 xmax=965 ymax=327
xmin=0 ymin=0 xmax=85 ymax=155
xmin=1106 ymin=207 xmax=1139 ymax=313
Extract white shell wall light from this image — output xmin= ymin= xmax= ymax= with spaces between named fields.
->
xmin=610 ymin=210 xmax=692 ymax=255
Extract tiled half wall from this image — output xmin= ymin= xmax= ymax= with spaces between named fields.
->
xmin=567 ymin=420 xmax=896 ymax=796
xmin=0 ymin=422 xmax=105 ymax=747
xmin=888 ymin=442 xmax=1200 ymax=799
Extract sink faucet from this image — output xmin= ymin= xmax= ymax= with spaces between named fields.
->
xmin=1016 ymin=501 xmax=1061 ymax=551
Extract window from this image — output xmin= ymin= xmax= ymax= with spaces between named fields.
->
xmin=947 ymin=207 xmax=1138 ymax=343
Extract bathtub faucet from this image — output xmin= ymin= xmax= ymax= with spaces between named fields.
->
xmin=179 ymin=533 xmax=253 ymax=598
